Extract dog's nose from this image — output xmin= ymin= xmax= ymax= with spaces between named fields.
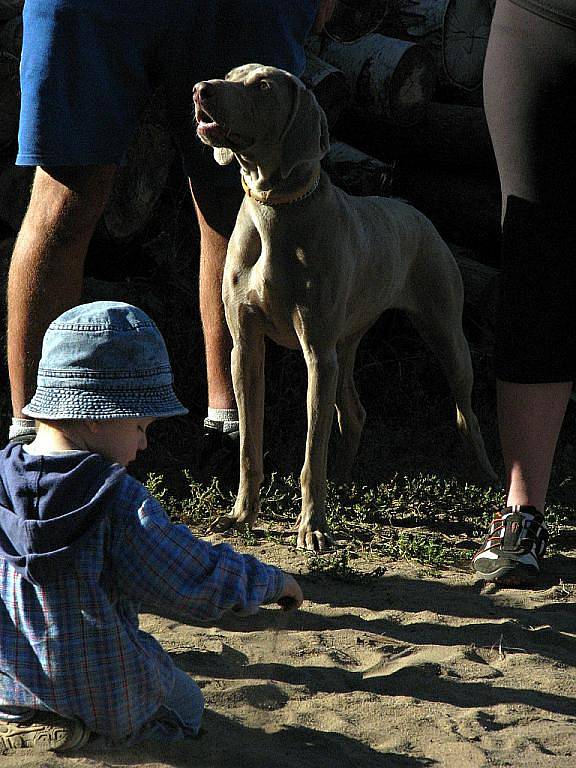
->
xmin=193 ymin=81 xmax=213 ymax=103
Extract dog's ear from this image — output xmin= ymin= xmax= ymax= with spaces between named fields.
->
xmin=213 ymin=147 xmax=235 ymax=165
xmin=280 ymin=83 xmax=330 ymax=179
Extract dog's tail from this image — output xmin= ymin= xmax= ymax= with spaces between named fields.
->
xmin=456 ymin=406 xmax=498 ymax=483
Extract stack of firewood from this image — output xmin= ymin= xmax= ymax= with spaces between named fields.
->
xmin=304 ymin=0 xmax=500 ymax=322
xmin=0 ymin=0 xmax=499 ymax=319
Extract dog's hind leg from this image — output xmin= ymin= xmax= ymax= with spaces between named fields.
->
xmin=333 ymin=332 xmax=366 ymax=480
xmin=209 ymin=311 xmax=265 ymax=533
xmin=405 ymin=300 xmax=497 ymax=483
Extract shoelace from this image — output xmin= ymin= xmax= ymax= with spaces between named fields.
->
xmin=476 ymin=507 xmax=548 ymax=557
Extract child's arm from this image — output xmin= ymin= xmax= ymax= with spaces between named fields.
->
xmin=109 ymin=482 xmax=302 ymax=622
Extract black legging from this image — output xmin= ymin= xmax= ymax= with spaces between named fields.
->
xmin=483 ymin=0 xmax=576 ymax=382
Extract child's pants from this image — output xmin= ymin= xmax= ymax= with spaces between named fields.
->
xmin=0 ymin=667 xmax=204 ymax=745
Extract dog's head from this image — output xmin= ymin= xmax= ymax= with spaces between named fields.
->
xmin=194 ymin=63 xmax=330 ymax=180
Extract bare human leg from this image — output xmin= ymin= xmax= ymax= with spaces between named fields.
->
xmin=189 ymin=180 xmax=242 ymax=413
xmin=498 ymin=379 xmax=573 ymax=512
xmin=7 ymin=165 xmax=117 ymax=418
xmin=472 ymin=379 xmax=572 ymax=583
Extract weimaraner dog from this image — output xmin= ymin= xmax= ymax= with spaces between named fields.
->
xmin=194 ymin=63 xmax=496 ymax=551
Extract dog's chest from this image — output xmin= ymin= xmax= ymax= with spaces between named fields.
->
xmin=227 ymin=222 xmax=323 ymax=347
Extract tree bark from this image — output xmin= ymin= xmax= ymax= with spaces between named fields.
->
xmin=325 ymin=0 xmax=389 ymax=42
xmin=393 ymin=160 xmax=501 ymax=249
xmin=302 ymin=52 xmax=352 ymax=128
xmin=0 ymin=1 xmax=23 ymax=21
xmin=99 ymin=91 xmax=175 ymax=243
xmin=449 ymin=242 xmax=499 ymax=339
xmin=380 ymin=0 xmax=493 ymax=91
xmin=0 ymin=165 xmax=33 ymax=231
xmin=337 ymin=101 xmax=496 ymax=171
xmin=0 ymin=15 xmax=22 ymax=154
xmin=322 ymin=140 xmax=395 ymax=195
xmin=317 ymin=32 xmax=436 ymax=126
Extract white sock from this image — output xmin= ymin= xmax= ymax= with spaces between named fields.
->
xmin=9 ymin=418 xmax=36 ymax=442
xmin=205 ymin=407 xmax=239 ymax=434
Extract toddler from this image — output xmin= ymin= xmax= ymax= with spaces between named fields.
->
xmin=0 ymin=301 xmax=302 ymax=753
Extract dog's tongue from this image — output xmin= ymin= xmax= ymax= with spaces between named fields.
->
xmin=196 ymin=120 xmax=227 ymax=143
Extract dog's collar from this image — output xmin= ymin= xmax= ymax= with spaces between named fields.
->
xmin=241 ymin=168 xmax=321 ymax=206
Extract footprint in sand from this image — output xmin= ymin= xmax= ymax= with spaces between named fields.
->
xmin=362 ymin=644 xmax=503 ymax=682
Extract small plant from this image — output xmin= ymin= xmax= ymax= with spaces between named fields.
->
xmin=145 ymin=472 xmax=171 ymax=506
xmin=306 ymin=550 xmax=370 ymax=582
xmin=386 ymin=531 xmax=454 ymax=567
xmin=179 ymin=471 xmax=232 ymax=527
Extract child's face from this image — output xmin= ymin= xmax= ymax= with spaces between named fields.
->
xmin=87 ymin=418 xmax=156 ymax=466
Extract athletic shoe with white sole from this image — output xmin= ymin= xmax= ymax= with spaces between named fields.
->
xmin=472 ymin=505 xmax=548 ymax=585
xmin=0 ymin=711 xmax=91 ymax=754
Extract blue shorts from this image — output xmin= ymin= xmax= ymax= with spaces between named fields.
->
xmin=17 ymin=0 xmax=318 ymax=184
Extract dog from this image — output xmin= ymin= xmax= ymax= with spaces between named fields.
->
xmin=194 ymin=63 xmax=496 ymax=551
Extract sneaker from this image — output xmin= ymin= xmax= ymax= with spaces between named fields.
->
xmin=0 ymin=711 xmax=91 ymax=753
xmin=472 ymin=505 xmax=548 ymax=585
xmin=198 ymin=421 xmax=240 ymax=488
xmin=198 ymin=421 xmax=276 ymax=489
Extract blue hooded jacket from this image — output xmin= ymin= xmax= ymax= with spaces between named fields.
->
xmin=0 ymin=439 xmax=284 ymax=738
xmin=0 ymin=442 xmax=126 ymax=585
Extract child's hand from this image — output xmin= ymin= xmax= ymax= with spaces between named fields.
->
xmin=277 ymin=574 xmax=303 ymax=611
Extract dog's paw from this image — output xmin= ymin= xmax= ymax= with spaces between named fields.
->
xmin=207 ymin=513 xmax=248 ymax=535
xmin=296 ymin=526 xmax=335 ymax=552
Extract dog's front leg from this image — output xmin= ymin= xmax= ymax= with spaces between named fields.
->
xmin=208 ymin=312 xmax=265 ymax=534
xmin=297 ymin=343 xmax=338 ymax=551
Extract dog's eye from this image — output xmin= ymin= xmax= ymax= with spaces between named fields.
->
xmin=259 ymin=79 xmax=271 ymax=91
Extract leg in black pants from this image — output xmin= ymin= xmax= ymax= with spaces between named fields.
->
xmin=473 ymin=0 xmax=576 ymax=583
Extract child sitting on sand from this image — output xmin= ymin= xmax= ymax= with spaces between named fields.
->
xmin=0 ymin=301 xmax=302 ymax=753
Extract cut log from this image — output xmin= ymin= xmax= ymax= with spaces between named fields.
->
xmin=0 ymin=1 xmax=22 ymax=21
xmin=0 ymin=11 xmax=21 ymax=48
xmin=380 ymin=0 xmax=493 ymax=91
xmin=0 ymin=235 xmax=14 ymax=265
xmin=337 ymin=101 xmax=496 ymax=171
xmin=325 ymin=0 xmax=388 ymax=42
xmin=0 ymin=50 xmax=19 ymax=153
xmin=99 ymin=93 xmax=175 ymax=243
xmin=318 ymin=33 xmax=436 ymax=126
xmin=449 ymin=243 xmax=498 ymax=308
xmin=0 ymin=16 xmax=22 ymax=154
xmin=301 ymin=52 xmax=352 ymax=128
xmin=393 ymin=160 xmax=501 ymax=249
xmin=449 ymin=242 xmax=499 ymax=338
xmin=0 ymin=108 xmax=175 ymax=244
xmin=82 ymin=277 xmax=141 ymax=306
xmin=322 ymin=140 xmax=395 ymax=195
xmin=0 ymin=13 xmax=173 ymax=243
xmin=0 ymin=165 xmax=33 ymax=231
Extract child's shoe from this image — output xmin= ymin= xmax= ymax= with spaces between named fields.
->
xmin=472 ymin=505 xmax=548 ymax=585
xmin=0 ymin=711 xmax=91 ymax=753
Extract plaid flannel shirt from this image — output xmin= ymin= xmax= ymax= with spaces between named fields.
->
xmin=0 ymin=475 xmax=284 ymax=740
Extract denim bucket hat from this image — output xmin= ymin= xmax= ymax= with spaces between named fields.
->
xmin=22 ymin=301 xmax=188 ymax=420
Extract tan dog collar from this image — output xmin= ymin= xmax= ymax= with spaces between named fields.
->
xmin=241 ymin=169 xmax=321 ymax=206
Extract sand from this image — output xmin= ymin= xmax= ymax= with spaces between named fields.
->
xmin=1 ymin=536 xmax=575 ymax=768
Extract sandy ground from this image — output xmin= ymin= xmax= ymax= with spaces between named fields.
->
xmin=2 ymin=533 xmax=575 ymax=768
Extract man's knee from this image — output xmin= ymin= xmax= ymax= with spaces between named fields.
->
xmin=191 ymin=179 xmax=243 ymax=239
xmin=23 ymin=165 xmax=117 ymax=244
